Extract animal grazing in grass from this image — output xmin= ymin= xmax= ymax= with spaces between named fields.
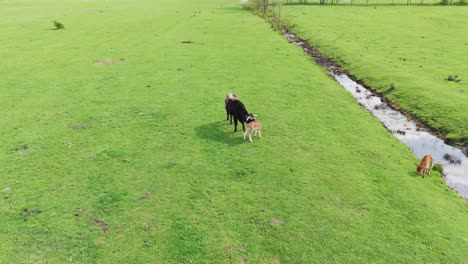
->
xmin=225 ymin=93 xmax=239 ymax=124
xmin=416 ymin=154 xmax=434 ymax=177
xmin=225 ymin=94 xmax=249 ymax=132
xmin=244 ymin=114 xmax=262 ymax=142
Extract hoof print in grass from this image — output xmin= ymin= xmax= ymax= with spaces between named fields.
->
xmin=237 ymin=170 xmax=246 ymax=176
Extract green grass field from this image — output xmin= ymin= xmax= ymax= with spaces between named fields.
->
xmin=1 ymin=0 xmax=467 ymax=262
xmin=281 ymin=5 xmax=468 ymax=148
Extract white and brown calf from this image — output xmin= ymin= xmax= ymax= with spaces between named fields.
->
xmin=243 ymin=114 xmax=262 ymax=142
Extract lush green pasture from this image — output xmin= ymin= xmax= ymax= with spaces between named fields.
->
xmin=0 ymin=0 xmax=467 ymax=262
xmin=282 ymin=5 xmax=468 ymax=147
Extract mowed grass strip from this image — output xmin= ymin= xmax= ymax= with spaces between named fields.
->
xmin=0 ymin=0 xmax=467 ymax=262
xmin=282 ymin=5 xmax=468 ymax=147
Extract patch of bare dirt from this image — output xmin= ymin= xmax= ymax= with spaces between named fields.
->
xmin=269 ymin=217 xmax=284 ymax=225
xmin=71 ymin=124 xmax=90 ymax=130
xmin=74 ymin=208 xmax=82 ymax=216
xmin=93 ymin=219 xmax=109 ymax=232
xmin=139 ymin=194 xmax=151 ymax=200
xmin=241 ymin=256 xmax=248 ymax=264
xmin=15 ymin=145 xmax=29 ymax=152
xmin=22 ymin=209 xmax=42 ymax=221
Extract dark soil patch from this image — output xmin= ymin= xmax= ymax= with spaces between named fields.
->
xmin=139 ymin=194 xmax=151 ymax=200
xmin=180 ymin=40 xmax=204 ymax=45
xmin=74 ymin=208 xmax=82 ymax=216
xmin=22 ymin=209 xmax=42 ymax=221
xmin=71 ymin=124 xmax=90 ymax=130
xmin=446 ymin=75 xmax=461 ymax=82
xmin=15 ymin=145 xmax=29 ymax=152
xmin=93 ymin=219 xmax=109 ymax=232
xmin=236 ymin=244 xmax=246 ymax=252
xmin=241 ymin=256 xmax=248 ymax=264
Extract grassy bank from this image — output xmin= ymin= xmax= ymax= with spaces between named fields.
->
xmin=0 ymin=0 xmax=467 ymax=262
xmin=281 ymin=5 xmax=468 ymax=148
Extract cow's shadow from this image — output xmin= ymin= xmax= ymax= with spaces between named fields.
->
xmin=195 ymin=121 xmax=245 ymax=145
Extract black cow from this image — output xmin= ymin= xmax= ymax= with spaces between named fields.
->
xmin=225 ymin=99 xmax=249 ymax=132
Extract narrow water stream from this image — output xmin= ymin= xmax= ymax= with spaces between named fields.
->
xmin=284 ymin=31 xmax=468 ymax=199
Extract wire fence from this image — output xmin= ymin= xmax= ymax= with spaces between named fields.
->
xmin=282 ymin=0 xmax=466 ymax=5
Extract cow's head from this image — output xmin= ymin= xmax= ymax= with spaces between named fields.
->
xmin=246 ymin=113 xmax=257 ymax=123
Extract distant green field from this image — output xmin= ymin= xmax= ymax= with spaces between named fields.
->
xmin=284 ymin=0 xmax=443 ymax=5
xmin=0 ymin=0 xmax=467 ymax=262
xmin=282 ymin=5 xmax=468 ymax=147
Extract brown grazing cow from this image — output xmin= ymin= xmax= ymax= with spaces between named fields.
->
xmin=416 ymin=155 xmax=434 ymax=177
